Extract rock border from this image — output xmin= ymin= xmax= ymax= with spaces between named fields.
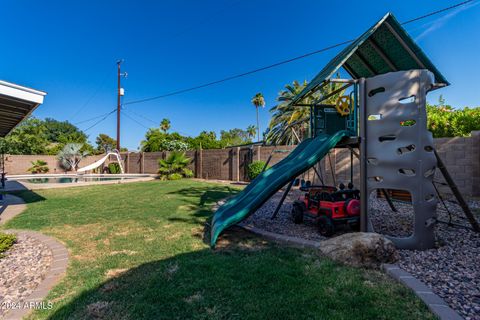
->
xmin=382 ymin=264 xmax=463 ymax=320
xmin=1 ymin=195 xmax=69 ymax=320
xmin=237 ymin=223 xmax=463 ymax=320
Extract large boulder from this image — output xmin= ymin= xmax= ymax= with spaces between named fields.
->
xmin=319 ymin=232 xmax=398 ymax=268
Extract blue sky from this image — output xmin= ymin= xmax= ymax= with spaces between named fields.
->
xmin=1 ymin=1 xmax=479 ymax=150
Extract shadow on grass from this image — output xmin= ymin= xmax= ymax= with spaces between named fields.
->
xmin=46 ymin=229 xmax=279 ymax=319
xmin=44 ymin=227 xmax=431 ymax=320
xmin=168 ymin=186 xmax=238 ymax=207
xmin=166 ymin=186 xmax=239 ymax=228
xmin=9 ymin=190 xmax=46 ymax=204
xmin=0 ymin=190 xmax=45 ymax=219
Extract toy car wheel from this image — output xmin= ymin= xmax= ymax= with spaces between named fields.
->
xmin=317 ymin=216 xmax=334 ymax=236
xmin=291 ymin=201 xmax=304 ymax=224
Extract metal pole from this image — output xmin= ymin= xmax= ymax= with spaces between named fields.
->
xmin=434 ymin=150 xmax=480 ymax=232
xmin=271 ymin=179 xmax=295 ymax=219
xmin=116 ymin=60 xmax=122 ymax=151
xmin=359 ymin=78 xmax=368 ymax=232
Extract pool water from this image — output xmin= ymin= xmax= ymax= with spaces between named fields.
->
xmin=21 ymin=177 xmax=136 ymax=184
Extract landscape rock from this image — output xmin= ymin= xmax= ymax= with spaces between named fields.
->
xmin=319 ymin=232 xmax=398 ymax=268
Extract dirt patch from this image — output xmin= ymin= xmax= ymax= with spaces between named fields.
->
xmin=214 ymin=227 xmax=269 ymax=251
xmin=109 ymin=250 xmax=137 ymax=256
xmin=100 ymin=281 xmax=120 ymax=293
xmin=105 ymin=268 xmax=128 ymax=279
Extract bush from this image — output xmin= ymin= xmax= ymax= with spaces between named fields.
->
xmin=427 ymin=104 xmax=480 ymax=137
xmin=167 ymin=173 xmax=183 ymax=180
xmin=27 ymin=160 xmax=49 ymax=174
xmin=0 ymin=233 xmax=16 ymax=258
xmin=158 ymin=152 xmax=193 ymax=180
xmin=247 ymin=160 xmax=268 ymax=180
xmin=108 ymin=162 xmax=121 ymax=174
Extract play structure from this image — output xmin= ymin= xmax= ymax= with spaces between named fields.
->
xmin=210 ymin=13 xmax=480 ymax=249
xmin=77 ymin=149 xmax=124 ymax=174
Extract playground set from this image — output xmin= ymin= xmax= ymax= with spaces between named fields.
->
xmin=210 ymin=13 xmax=480 ymax=250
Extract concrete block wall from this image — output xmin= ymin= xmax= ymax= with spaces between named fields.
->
xmin=3 ymin=131 xmax=479 ymax=197
xmin=4 ymin=154 xmax=104 ymax=174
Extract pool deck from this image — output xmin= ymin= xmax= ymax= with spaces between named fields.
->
xmin=2 ymin=174 xmax=157 ymax=191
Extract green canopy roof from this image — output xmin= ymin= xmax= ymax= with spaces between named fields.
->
xmin=291 ymin=13 xmax=449 ymax=105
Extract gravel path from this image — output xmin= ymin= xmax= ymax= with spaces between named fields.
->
xmin=0 ymin=233 xmax=53 ymax=317
xmin=243 ymin=190 xmax=480 ymax=320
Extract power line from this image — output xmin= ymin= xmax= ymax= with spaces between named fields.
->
xmin=74 ymin=111 xmax=116 ymax=125
xmin=123 ymin=109 xmax=192 ymax=136
xmin=400 ymin=0 xmax=474 ymax=25
xmin=123 ymin=107 xmax=158 ymax=125
xmin=122 ymin=110 xmax=150 ymax=129
xmin=82 ymin=108 xmax=116 ymax=132
xmin=122 ymin=40 xmax=352 ymax=106
xmin=123 ymin=0 xmax=475 ymax=107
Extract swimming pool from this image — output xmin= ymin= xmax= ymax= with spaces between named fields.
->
xmin=20 ymin=176 xmax=138 ymax=184
xmin=5 ymin=174 xmax=153 ymax=188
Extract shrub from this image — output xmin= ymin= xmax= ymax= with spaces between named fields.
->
xmin=427 ymin=104 xmax=480 ymax=137
xmin=160 ymin=140 xmax=190 ymax=151
xmin=158 ymin=152 xmax=193 ymax=180
xmin=247 ymin=160 xmax=268 ymax=180
xmin=27 ymin=160 xmax=49 ymax=174
xmin=167 ymin=173 xmax=183 ymax=180
xmin=0 ymin=233 xmax=16 ymax=258
xmin=108 ymin=162 xmax=121 ymax=174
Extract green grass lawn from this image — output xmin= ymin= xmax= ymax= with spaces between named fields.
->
xmin=2 ymin=180 xmax=434 ymax=319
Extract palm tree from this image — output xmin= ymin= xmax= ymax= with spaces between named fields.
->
xmin=267 ymin=77 xmax=345 ymax=145
xmin=160 ymin=118 xmax=171 ymax=133
xmin=246 ymin=125 xmax=257 ymax=140
xmin=251 ymin=93 xmax=265 ymax=142
xmin=158 ymin=151 xmax=193 ymax=180
xmin=57 ymin=143 xmax=89 ymax=171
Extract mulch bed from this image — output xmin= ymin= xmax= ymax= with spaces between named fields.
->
xmin=0 ymin=233 xmax=53 ymax=318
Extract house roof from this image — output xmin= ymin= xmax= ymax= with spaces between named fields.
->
xmin=291 ymin=12 xmax=449 ymax=105
xmin=0 ymin=80 xmax=47 ymax=137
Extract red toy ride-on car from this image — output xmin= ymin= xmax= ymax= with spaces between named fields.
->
xmin=291 ymin=182 xmax=360 ymax=236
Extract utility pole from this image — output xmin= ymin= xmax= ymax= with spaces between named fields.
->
xmin=116 ymin=60 xmax=127 ymax=150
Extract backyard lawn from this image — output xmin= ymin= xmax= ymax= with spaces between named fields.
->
xmin=2 ymin=180 xmax=434 ymax=319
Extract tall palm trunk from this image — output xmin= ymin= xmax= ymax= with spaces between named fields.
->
xmin=256 ymin=106 xmax=260 ymax=142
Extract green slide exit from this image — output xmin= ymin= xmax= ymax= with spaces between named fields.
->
xmin=210 ymin=130 xmax=349 ymax=247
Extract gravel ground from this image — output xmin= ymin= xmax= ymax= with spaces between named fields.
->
xmin=242 ymin=189 xmax=480 ymax=320
xmin=0 ymin=233 xmax=53 ymax=317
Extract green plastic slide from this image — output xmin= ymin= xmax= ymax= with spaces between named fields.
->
xmin=210 ymin=130 xmax=349 ymax=247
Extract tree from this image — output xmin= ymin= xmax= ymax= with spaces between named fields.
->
xmin=246 ymin=125 xmax=257 ymax=140
xmin=141 ymin=128 xmax=189 ymax=152
xmin=267 ymin=78 xmax=345 ymax=145
xmin=57 ymin=143 xmax=89 ymax=171
xmin=0 ymin=117 xmax=94 ymax=155
xmin=95 ymin=134 xmax=117 ymax=153
xmin=160 ymin=118 xmax=171 ymax=133
xmin=186 ymin=131 xmax=224 ymax=149
xmin=220 ymin=128 xmax=251 ymax=146
xmin=251 ymin=93 xmax=265 ymax=141
xmin=0 ymin=118 xmax=49 ymax=154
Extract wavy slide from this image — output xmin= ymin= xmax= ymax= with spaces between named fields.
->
xmin=210 ymin=130 xmax=349 ymax=247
